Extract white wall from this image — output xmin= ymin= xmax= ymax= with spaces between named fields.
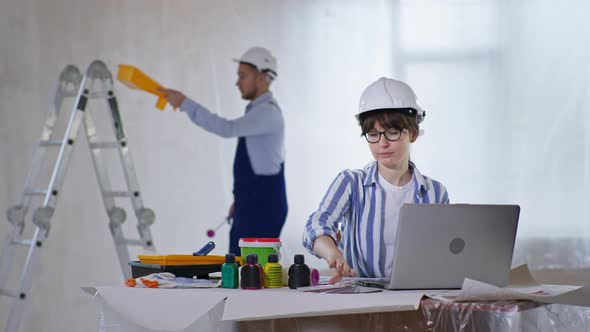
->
xmin=1 ymin=0 xmax=589 ymax=331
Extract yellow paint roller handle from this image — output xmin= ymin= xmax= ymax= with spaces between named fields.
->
xmin=156 ymin=96 xmax=167 ymax=111
xmin=118 ymin=64 xmax=176 ymax=111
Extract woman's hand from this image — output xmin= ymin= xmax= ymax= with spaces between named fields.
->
xmin=325 ymin=250 xmax=355 ymax=284
xmin=312 ymin=235 xmax=356 ymax=284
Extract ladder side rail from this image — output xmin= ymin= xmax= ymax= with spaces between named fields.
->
xmin=84 ymin=60 xmax=140 ymax=279
xmin=0 ymin=102 xmax=61 ymax=291
xmin=5 ymin=72 xmax=87 ymax=332
xmin=41 ymin=81 xmax=87 ymax=209
xmin=83 ymin=105 xmax=117 ymax=210
xmin=1 ymin=66 xmax=82 ymax=293
xmin=118 ymin=141 xmax=157 ymax=252
xmin=4 ymin=228 xmax=43 ymax=332
xmin=19 ymin=96 xmax=60 ymax=208
xmin=99 ymin=71 xmax=143 ymax=209
xmin=83 ymin=107 xmax=132 ymax=279
xmin=102 ymin=80 xmax=156 ymax=253
xmin=19 ymin=65 xmax=82 ymax=210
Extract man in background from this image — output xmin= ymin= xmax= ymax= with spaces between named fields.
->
xmin=160 ymin=47 xmax=288 ymax=255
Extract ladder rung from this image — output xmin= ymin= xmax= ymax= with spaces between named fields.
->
xmin=11 ymin=239 xmax=33 ymax=247
xmin=105 ymin=191 xmax=132 ymax=197
xmin=0 ymin=288 xmax=17 ymax=298
xmin=40 ymin=140 xmax=63 ymax=147
xmin=89 ymin=142 xmax=120 ymax=149
xmin=119 ymin=239 xmax=144 ymax=246
xmin=24 ymin=189 xmax=47 ymax=196
xmin=88 ymin=92 xmax=110 ymax=99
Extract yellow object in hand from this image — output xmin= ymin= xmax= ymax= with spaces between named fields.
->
xmin=117 ymin=65 xmax=169 ymax=111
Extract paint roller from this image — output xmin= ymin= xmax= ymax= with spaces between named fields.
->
xmin=117 ymin=64 xmax=172 ymax=111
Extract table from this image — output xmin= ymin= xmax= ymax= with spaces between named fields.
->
xmin=84 ymin=286 xmax=590 ymax=332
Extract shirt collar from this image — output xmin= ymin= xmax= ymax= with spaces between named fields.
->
xmin=246 ymin=91 xmax=273 ymax=110
xmin=363 ymin=160 xmax=428 ymax=193
xmin=363 ymin=162 xmax=379 ymax=186
xmin=409 ymin=161 xmax=428 ymax=193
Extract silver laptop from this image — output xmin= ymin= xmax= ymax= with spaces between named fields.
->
xmin=358 ymin=204 xmax=520 ymax=290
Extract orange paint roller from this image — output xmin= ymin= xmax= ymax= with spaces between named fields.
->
xmin=117 ymin=65 xmax=171 ymax=111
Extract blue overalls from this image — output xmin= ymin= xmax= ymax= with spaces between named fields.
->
xmin=230 ymin=137 xmax=288 ymax=255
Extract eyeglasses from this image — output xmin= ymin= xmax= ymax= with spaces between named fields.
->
xmin=363 ymin=128 xmax=403 ymax=143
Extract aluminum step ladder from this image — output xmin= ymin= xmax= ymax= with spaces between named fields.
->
xmin=0 ymin=60 xmax=156 ymax=332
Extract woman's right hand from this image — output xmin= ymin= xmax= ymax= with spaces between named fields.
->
xmin=325 ymin=250 xmax=355 ymax=284
xmin=312 ymin=236 xmax=356 ymax=284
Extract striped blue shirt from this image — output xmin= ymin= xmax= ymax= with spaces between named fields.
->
xmin=303 ymin=161 xmax=450 ymax=278
xmin=180 ymin=91 xmax=285 ymax=175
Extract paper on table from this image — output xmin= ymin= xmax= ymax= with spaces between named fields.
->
xmin=429 ymin=265 xmax=585 ymax=305
xmin=297 ymin=284 xmax=383 ymax=294
xmin=425 ymin=289 xmax=460 ymax=301
xmin=83 ymin=286 xmax=228 ymax=331
xmin=455 ymin=279 xmax=581 ymax=302
xmin=221 ymin=287 xmax=424 ymax=321
xmin=296 ymin=284 xmax=348 ymax=292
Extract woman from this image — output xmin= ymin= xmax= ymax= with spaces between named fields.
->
xmin=303 ymin=77 xmax=449 ymax=284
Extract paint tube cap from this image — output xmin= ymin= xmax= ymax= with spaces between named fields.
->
xmin=268 ymin=253 xmax=279 ymax=263
xmin=225 ymin=253 xmax=236 ymax=264
xmin=246 ymin=253 xmax=258 ymax=265
xmin=294 ymin=254 xmax=304 ymax=264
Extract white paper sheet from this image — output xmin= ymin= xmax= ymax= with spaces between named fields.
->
xmin=83 ymin=286 xmax=228 ymax=331
xmin=82 ymin=266 xmax=590 ymax=331
xmin=456 ymin=280 xmax=581 ymax=302
xmin=297 ymin=284 xmax=383 ymax=294
xmin=221 ymin=287 xmax=424 ymax=321
xmin=428 ymin=265 xmax=586 ymax=305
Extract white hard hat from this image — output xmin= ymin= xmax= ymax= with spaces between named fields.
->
xmin=356 ymin=77 xmax=426 ymax=124
xmin=233 ymin=46 xmax=278 ymax=80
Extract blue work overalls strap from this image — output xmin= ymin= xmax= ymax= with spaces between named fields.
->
xmin=230 ymin=137 xmax=288 ymax=255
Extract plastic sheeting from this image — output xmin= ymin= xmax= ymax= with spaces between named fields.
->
xmin=513 ymin=238 xmax=590 ymax=270
xmin=95 ymin=297 xmax=590 ymax=332
xmin=420 ymin=299 xmax=590 ymax=332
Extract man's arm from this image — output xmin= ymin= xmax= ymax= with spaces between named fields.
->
xmin=180 ymin=98 xmax=281 ymax=138
xmin=159 ymin=88 xmax=281 ymax=138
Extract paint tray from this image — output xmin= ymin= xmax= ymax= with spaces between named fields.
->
xmin=129 ymin=255 xmax=244 ymax=279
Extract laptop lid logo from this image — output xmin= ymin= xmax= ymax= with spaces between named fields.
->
xmin=449 ymin=238 xmax=465 ymax=254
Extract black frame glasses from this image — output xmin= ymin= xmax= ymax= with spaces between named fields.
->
xmin=363 ymin=128 xmax=403 ymax=143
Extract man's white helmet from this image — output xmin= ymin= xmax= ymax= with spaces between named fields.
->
xmin=233 ymin=46 xmax=278 ymax=81
xmin=356 ymin=77 xmax=425 ymax=124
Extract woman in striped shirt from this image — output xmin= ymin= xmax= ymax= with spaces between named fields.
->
xmin=303 ymin=77 xmax=449 ymax=284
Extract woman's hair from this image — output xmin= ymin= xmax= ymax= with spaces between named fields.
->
xmin=360 ymin=110 xmax=419 ymax=138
